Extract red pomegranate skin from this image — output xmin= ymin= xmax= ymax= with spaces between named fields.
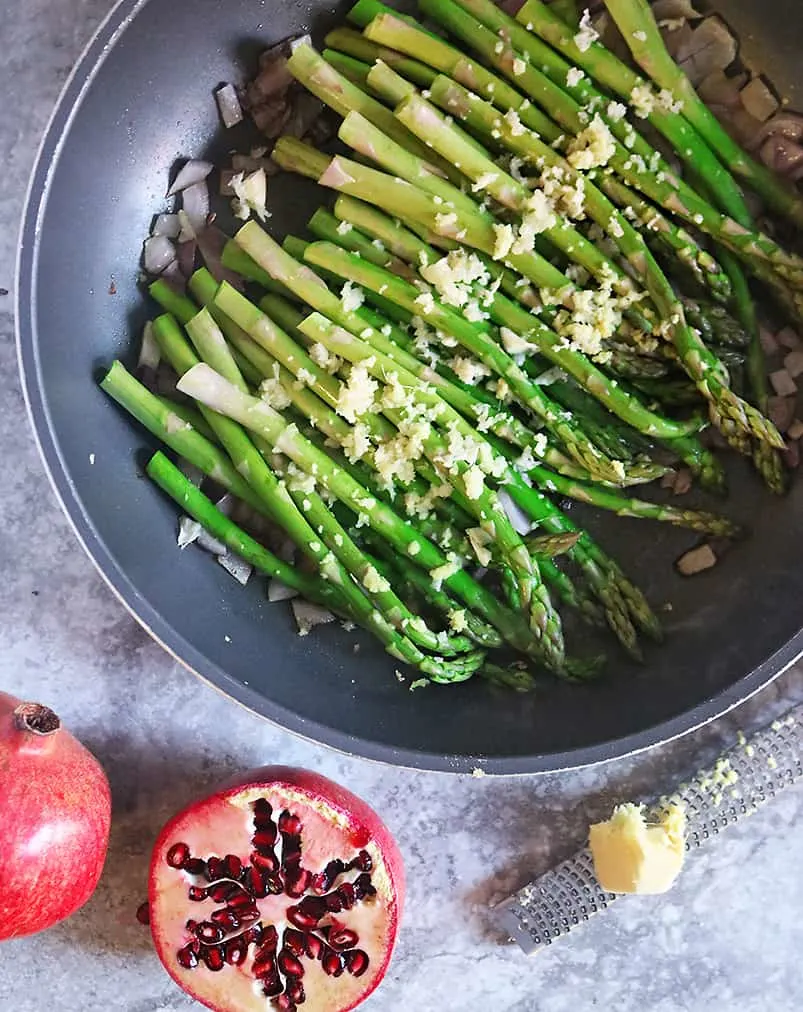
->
xmin=0 ymin=691 xmax=112 ymax=940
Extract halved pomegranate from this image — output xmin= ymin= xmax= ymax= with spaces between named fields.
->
xmin=148 ymin=767 xmax=404 ymax=1012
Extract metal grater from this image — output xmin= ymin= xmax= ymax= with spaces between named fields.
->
xmin=493 ymin=703 xmax=803 ymax=954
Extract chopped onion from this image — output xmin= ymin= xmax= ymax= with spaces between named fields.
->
xmin=760 ymin=136 xmax=803 ymax=176
xmin=787 ymin=419 xmax=803 ymax=441
xmin=777 ymin=327 xmax=801 ymax=349
xmin=177 ymin=209 xmax=197 ymax=243
xmin=167 ymin=159 xmax=214 ymax=197
xmin=770 ymin=368 xmax=798 ymax=397
xmin=652 ymin=0 xmax=701 ymax=17
xmin=215 ymin=83 xmax=243 ymax=128
xmin=783 ymin=440 xmax=800 ymax=470
xmin=196 ymin=530 xmax=228 ymax=555
xmin=291 ymin=600 xmax=335 ymax=636
xmin=784 ymin=350 xmax=803 ymax=378
xmin=268 ymin=579 xmax=298 ymax=602
xmin=697 ymin=70 xmax=747 ymax=110
xmin=676 ymin=18 xmax=737 ymax=85
xmin=152 ymin=213 xmax=181 ymax=238
xmin=672 ymin=469 xmax=693 ymax=496
xmin=498 ymin=489 xmax=533 ymax=535
xmin=676 ymin=544 xmax=717 ymax=576
xmin=143 ymin=235 xmax=177 ymax=275
xmin=752 ymin=113 xmax=803 ymax=148
xmin=181 ymin=180 xmax=210 ymax=236
xmin=217 ymin=553 xmax=253 ymax=585
xmin=660 ymin=20 xmax=694 ymax=60
xmin=178 ymin=517 xmax=202 ymax=549
xmin=177 ymin=460 xmax=204 ymax=486
xmin=498 ymin=0 xmax=525 ymax=14
xmin=215 ymin=493 xmax=235 ymax=517
xmin=282 ymin=92 xmax=326 ymax=141
xmin=768 ymin=395 xmax=796 ymax=433
xmin=759 ymin=326 xmax=779 ymax=354
xmin=137 ymin=320 xmax=161 ymax=371
xmin=176 ymin=239 xmax=198 ymax=279
xmin=740 ymin=77 xmax=779 ymax=123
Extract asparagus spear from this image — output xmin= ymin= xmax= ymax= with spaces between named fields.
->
xmin=324 ymin=26 xmax=438 ymax=87
xmin=175 ymin=361 xmax=559 ymax=664
xmin=363 ymin=10 xmax=803 ymax=295
xmin=146 ymin=450 xmax=343 ymax=612
xmin=603 ymin=0 xmax=803 ymax=227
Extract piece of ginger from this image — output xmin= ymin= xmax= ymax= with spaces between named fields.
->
xmin=589 ymin=802 xmax=686 ymax=894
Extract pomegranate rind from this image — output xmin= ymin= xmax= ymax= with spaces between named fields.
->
xmin=148 ymin=766 xmax=404 ymax=1012
xmin=0 ymin=691 xmax=111 ymax=940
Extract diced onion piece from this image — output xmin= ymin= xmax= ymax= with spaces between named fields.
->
xmin=217 ymin=553 xmax=253 ymax=585
xmin=768 ymin=395 xmax=796 ymax=433
xmin=776 ymin=327 xmax=801 ymax=350
xmin=181 ymin=180 xmax=211 ymax=236
xmin=292 ymin=600 xmax=335 ymax=636
xmin=167 ymin=159 xmax=214 ymax=197
xmin=176 ymin=239 xmax=198 ymax=279
xmin=783 ymin=350 xmax=803 ymax=379
xmin=676 ymin=18 xmax=737 ymax=85
xmin=178 ymin=517 xmax=202 ymax=549
xmin=676 ymin=544 xmax=717 ymax=576
xmin=196 ymin=225 xmax=245 ymax=288
xmin=196 ymin=530 xmax=228 ymax=555
xmin=769 ymin=368 xmax=797 ymax=397
xmin=652 ymin=0 xmax=701 ymax=18
xmin=152 ymin=213 xmax=181 ymax=238
xmin=215 ymin=83 xmax=243 ymax=128
xmin=697 ymin=70 xmax=746 ymax=110
xmin=138 ymin=320 xmax=161 ymax=371
xmin=177 ymin=460 xmax=204 ymax=486
xmin=177 ymin=209 xmax=197 ymax=243
xmin=740 ymin=77 xmax=779 ymax=123
xmin=268 ymin=579 xmax=298 ymax=603
xmin=498 ymin=489 xmax=533 ymax=535
xmin=143 ymin=235 xmax=177 ymax=275
xmin=787 ymin=419 xmax=803 ymax=440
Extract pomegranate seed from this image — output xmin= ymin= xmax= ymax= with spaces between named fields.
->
xmin=242 ymin=924 xmax=263 ymax=946
xmin=287 ymin=978 xmax=306 ymax=1005
xmin=210 ymin=908 xmax=240 ymax=931
xmin=337 ymin=882 xmax=356 ymax=910
xmin=237 ymin=904 xmax=260 ymax=923
xmin=253 ymin=827 xmax=278 ymax=850
xmin=205 ymin=857 xmax=223 ymax=881
xmin=287 ymin=896 xmax=325 ymax=930
xmin=188 ymin=886 xmax=208 ymax=902
xmin=278 ymin=811 xmax=302 ymax=835
xmin=275 ymin=996 xmax=296 ymax=1012
xmin=185 ymin=919 xmax=198 ymax=933
xmin=252 ymin=797 xmax=273 ymax=821
xmin=208 ymin=882 xmax=236 ymax=903
xmin=352 ymin=850 xmax=372 ymax=873
xmin=283 ymin=928 xmax=306 ymax=957
xmin=261 ymin=925 xmax=279 ymax=952
xmin=244 ymin=865 xmax=268 ymax=899
xmin=344 ymin=949 xmax=369 ymax=977
xmin=225 ymin=938 xmax=248 ymax=966
xmin=305 ymin=933 xmax=324 ymax=960
xmin=328 ymin=927 xmax=359 ymax=951
xmin=325 ymin=893 xmax=343 ymax=913
xmin=254 ymin=956 xmax=280 ymax=985
xmin=176 ymin=944 xmax=199 ymax=969
xmin=322 ymin=949 xmax=345 ymax=977
xmin=183 ymin=858 xmax=207 ymax=877
xmin=195 ymin=921 xmax=225 ymax=944
xmin=135 ymin=901 xmax=150 ymax=925
xmin=202 ymin=946 xmax=225 ymax=972
xmin=223 ymin=854 xmax=243 ymax=879
xmin=250 ymin=850 xmax=279 ymax=873
xmin=284 ymin=868 xmax=311 ymax=899
xmin=166 ymin=842 xmax=190 ymax=868
xmin=229 ymin=885 xmax=256 ymax=908
xmin=353 ymin=873 xmax=375 ymax=899
xmin=318 ymin=859 xmax=346 ymax=891
xmin=278 ymin=948 xmax=305 ymax=978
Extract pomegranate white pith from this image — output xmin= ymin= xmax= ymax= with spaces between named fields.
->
xmin=148 ymin=767 xmax=404 ymax=1012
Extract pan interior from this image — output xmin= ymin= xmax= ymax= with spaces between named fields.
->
xmin=17 ymin=0 xmax=803 ymax=771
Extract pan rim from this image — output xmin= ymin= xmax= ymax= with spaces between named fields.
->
xmin=14 ymin=0 xmax=803 ymax=775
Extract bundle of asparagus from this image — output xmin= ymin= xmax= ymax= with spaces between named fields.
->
xmin=103 ymin=0 xmax=803 ymax=688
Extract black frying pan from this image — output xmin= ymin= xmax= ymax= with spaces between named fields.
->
xmin=16 ymin=0 xmax=803 ymax=773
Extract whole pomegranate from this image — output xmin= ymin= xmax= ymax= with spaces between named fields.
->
xmin=0 ymin=691 xmax=111 ymax=939
xmin=148 ymin=766 xmax=405 ymax=1012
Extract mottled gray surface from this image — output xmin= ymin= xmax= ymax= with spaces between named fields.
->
xmin=1 ymin=1 xmax=801 ymax=1010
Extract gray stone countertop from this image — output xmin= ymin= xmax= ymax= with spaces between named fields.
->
xmin=1 ymin=2 xmax=801 ymax=1010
